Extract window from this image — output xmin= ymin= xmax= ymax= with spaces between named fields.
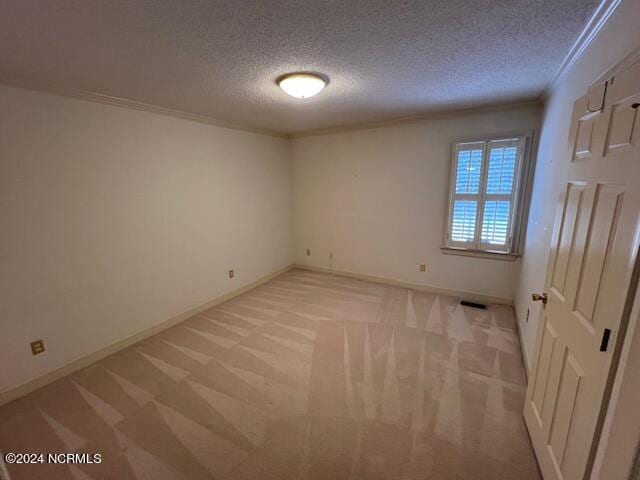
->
xmin=445 ymin=137 xmax=527 ymax=255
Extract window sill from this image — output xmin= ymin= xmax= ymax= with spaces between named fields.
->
xmin=441 ymin=247 xmax=520 ymax=262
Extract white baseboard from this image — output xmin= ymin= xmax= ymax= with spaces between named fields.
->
xmin=0 ymin=264 xmax=295 ymax=406
xmin=513 ymin=309 xmax=531 ymax=382
xmin=294 ymin=264 xmax=513 ymax=306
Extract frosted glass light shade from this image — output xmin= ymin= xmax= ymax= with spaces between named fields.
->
xmin=278 ymin=73 xmax=326 ymax=98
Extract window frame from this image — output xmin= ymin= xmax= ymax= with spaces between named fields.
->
xmin=444 ymin=135 xmax=529 ymax=257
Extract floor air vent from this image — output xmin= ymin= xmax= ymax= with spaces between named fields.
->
xmin=460 ymin=300 xmax=487 ymax=309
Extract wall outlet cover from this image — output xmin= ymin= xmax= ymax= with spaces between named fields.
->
xmin=419 ymin=264 xmax=426 ymax=272
xmin=30 ymin=339 xmax=45 ymax=355
xmin=228 ymin=269 xmax=234 ymax=278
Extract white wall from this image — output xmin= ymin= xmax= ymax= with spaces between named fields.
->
xmin=513 ymin=0 xmax=640 ymax=372
xmin=0 ymin=85 xmax=293 ymax=394
xmin=291 ymin=104 xmax=542 ymax=302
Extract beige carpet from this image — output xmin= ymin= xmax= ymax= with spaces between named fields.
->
xmin=0 ymin=269 xmax=540 ymax=479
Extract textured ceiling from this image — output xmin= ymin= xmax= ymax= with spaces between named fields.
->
xmin=0 ymin=0 xmax=599 ymax=135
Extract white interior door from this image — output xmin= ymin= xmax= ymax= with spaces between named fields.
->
xmin=524 ymin=58 xmax=640 ymax=480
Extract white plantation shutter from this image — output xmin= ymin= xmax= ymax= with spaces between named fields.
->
xmin=451 ymin=200 xmax=478 ymax=242
xmin=447 ymin=142 xmax=484 ymax=248
xmin=446 ymin=137 xmax=525 ymax=254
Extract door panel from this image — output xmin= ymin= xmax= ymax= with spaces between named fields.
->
xmin=524 ymin=58 xmax=640 ymax=480
xmin=605 ymin=101 xmax=638 ymax=153
xmin=540 ymin=336 xmax=568 ymax=436
xmin=573 ymin=184 xmax=625 ymax=325
xmin=531 ymin=319 xmax=558 ymax=425
xmin=604 ymin=60 xmax=640 ymax=156
xmin=573 ymin=116 xmax=598 ymax=161
xmin=572 ymin=83 xmax=608 ymax=161
xmin=550 ymin=183 xmax=585 ymax=298
xmin=548 ymin=351 xmax=583 ymax=475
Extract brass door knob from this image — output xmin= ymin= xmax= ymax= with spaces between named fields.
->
xmin=532 ymin=293 xmax=548 ymax=305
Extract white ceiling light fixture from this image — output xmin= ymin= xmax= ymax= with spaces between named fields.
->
xmin=277 ymin=73 xmax=327 ymax=99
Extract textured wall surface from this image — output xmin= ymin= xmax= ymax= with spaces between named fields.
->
xmin=0 ymin=0 xmax=597 ymax=134
xmin=0 ymin=85 xmax=293 ymax=394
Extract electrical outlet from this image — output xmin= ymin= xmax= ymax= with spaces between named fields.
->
xmin=306 ymin=248 xmax=311 ymax=256
xmin=228 ymin=269 xmax=234 ymax=279
xmin=30 ymin=339 xmax=45 ymax=355
xmin=419 ymin=264 xmax=426 ymax=272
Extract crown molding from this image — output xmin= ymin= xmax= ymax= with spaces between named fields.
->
xmin=288 ymin=99 xmax=543 ymax=139
xmin=0 ymin=76 xmax=288 ymax=139
xmin=540 ymin=0 xmax=622 ymax=99
xmin=1 ymin=77 xmax=543 ymax=140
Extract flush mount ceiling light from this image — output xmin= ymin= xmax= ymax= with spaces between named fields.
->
xmin=277 ymin=73 xmax=327 ymax=99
